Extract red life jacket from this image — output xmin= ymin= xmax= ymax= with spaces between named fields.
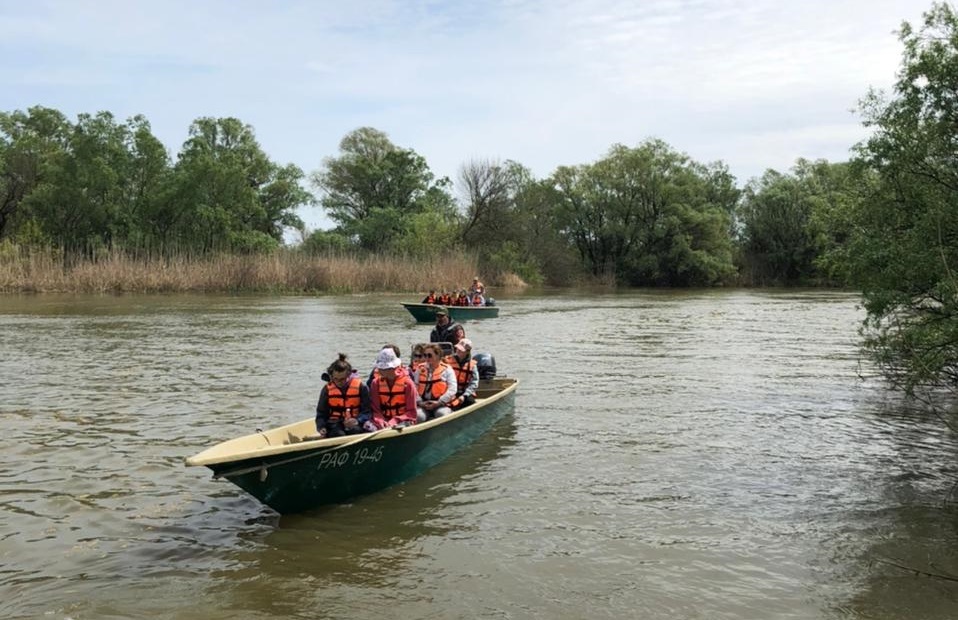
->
xmin=326 ymin=377 xmax=362 ymax=422
xmin=377 ymin=374 xmax=410 ymax=420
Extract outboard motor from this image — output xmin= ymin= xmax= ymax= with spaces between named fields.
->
xmin=472 ymin=352 xmax=497 ymax=380
xmin=485 ymin=297 xmax=496 ymax=306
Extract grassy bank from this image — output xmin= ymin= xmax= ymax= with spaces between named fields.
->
xmin=0 ymin=246 xmax=521 ymax=294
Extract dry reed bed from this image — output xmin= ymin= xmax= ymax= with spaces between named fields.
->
xmin=0 ymin=250 xmax=490 ymax=294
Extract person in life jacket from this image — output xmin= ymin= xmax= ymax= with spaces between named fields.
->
xmin=414 ymin=343 xmax=457 ymax=422
xmin=449 ymin=324 xmax=466 ymax=347
xmin=471 ymin=293 xmax=485 ymax=306
xmin=469 ymin=277 xmax=485 ymax=297
xmin=445 ymin=338 xmax=478 ymax=410
xmin=421 ymin=290 xmax=437 ymax=304
xmin=410 ymin=342 xmax=429 ymax=372
xmin=429 ymin=307 xmax=461 ymax=344
xmin=315 ymin=353 xmax=372 ymax=438
xmin=365 ymin=343 xmax=403 ymax=387
xmin=369 ymin=347 xmax=419 ymax=429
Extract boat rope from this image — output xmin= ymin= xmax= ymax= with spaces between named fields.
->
xmin=213 ymin=427 xmax=396 ymax=480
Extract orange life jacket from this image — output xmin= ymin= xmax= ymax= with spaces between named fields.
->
xmin=446 ymin=355 xmax=477 ymax=407
xmin=326 ymin=377 xmax=362 ymax=422
xmin=423 ymin=294 xmax=436 ymax=304
xmin=447 ymin=356 xmax=476 ymax=393
xmin=417 ymin=363 xmax=449 ymax=400
xmin=377 ymin=374 xmax=410 ymax=420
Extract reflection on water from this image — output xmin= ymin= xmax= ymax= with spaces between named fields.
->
xmin=205 ymin=417 xmax=518 ymax=619
xmin=2 ymin=290 xmax=958 ymax=619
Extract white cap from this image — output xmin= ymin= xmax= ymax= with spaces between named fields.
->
xmin=375 ymin=348 xmax=402 ymax=370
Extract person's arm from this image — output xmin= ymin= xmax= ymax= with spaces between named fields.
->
xmin=463 ymin=364 xmax=479 ymax=397
xmin=357 ymin=383 xmax=372 ymax=425
xmin=411 ymin=366 xmax=425 ymax=404
xmin=315 ymin=386 xmax=330 ymax=435
xmin=401 ymin=379 xmax=419 ymax=422
xmin=437 ymin=366 xmax=457 ymax=405
xmin=369 ymin=378 xmax=383 ymax=421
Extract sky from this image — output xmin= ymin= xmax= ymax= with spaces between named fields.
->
xmin=0 ymin=0 xmax=930 ymax=231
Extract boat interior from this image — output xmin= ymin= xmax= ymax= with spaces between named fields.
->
xmin=185 ymin=377 xmax=518 ymax=468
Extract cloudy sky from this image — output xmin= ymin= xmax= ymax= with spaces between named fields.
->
xmin=0 ymin=0 xmax=928 ymax=230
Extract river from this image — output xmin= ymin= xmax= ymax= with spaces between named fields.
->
xmin=1 ymin=289 xmax=957 ymax=619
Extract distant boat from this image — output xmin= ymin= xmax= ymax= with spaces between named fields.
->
xmin=185 ymin=377 xmax=519 ymax=514
xmin=402 ymin=302 xmax=499 ymax=322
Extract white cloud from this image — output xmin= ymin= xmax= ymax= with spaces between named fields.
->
xmin=0 ymin=0 xmax=928 ymax=229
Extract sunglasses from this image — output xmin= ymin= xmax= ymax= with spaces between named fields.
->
xmin=413 ymin=353 xmax=424 ymax=358
xmin=423 ymin=353 xmax=437 ymax=358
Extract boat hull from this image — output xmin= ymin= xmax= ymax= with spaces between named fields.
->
xmin=402 ymin=302 xmax=499 ymax=322
xmin=187 ymin=378 xmax=517 ymax=514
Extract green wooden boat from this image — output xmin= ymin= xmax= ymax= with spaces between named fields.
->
xmin=402 ymin=302 xmax=500 ymax=322
xmin=185 ymin=377 xmax=518 ymax=514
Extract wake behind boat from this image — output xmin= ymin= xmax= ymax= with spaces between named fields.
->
xmin=185 ymin=377 xmax=518 ymax=514
xmin=402 ymin=302 xmax=499 ymax=322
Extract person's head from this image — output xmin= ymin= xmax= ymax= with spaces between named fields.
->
xmin=411 ymin=343 xmax=426 ymax=362
xmin=473 ymin=277 xmax=479 ymax=284
xmin=326 ymin=353 xmax=353 ymax=386
xmin=374 ymin=347 xmax=402 ymax=379
xmin=421 ymin=343 xmax=443 ymax=367
xmin=451 ymin=324 xmax=465 ymax=344
xmin=382 ymin=343 xmax=401 ymax=359
xmin=435 ymin=307 xmax=449 ymax=325
xmin=454 ymin=338 xmax=473 ymax=359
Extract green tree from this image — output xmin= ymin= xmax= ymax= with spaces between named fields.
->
xmin=738 ymin=159 xmax=862 ymax=286
xmin=301 ymin=228 xmax=352 ymax=254
xmin=311 ymin=127 xmax=456 ymax=252
xmin=0 ymin=106 xmax=71 ymax=242
xmin=168 ymin=117 xmax=307 ymax=253
xmin=739 ymin=169 xmax=818 ymax=284
xmin=23 ymin=111 xmax=142 ymax=252
xmin=552 ymin=140 xmax=736 ymax=286
xmin=119 ymin=116 xmax=173 ymax=250
xmin=850 ymin=2 xmax=958 ymax=395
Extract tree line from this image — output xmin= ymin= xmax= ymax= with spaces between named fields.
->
xmin=0 ymin=111 xmax=861 ymax=288
xmin=1 ymin=4 xmax=956 ymax=399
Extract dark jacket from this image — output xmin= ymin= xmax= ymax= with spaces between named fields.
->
xmin=315 ymin=375 xmax=372 ymax=436
xmin=430 ymin=320 xmax=460 ymax=344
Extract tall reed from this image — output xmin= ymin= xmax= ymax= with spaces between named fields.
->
xmin=0 ymin=245 xmax=512 ymax=294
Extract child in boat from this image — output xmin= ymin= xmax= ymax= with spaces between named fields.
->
xmin=369 ymin=348 xmax=419 ymax=429
xmin=315 ymin=353 xmax=373 ymax=437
